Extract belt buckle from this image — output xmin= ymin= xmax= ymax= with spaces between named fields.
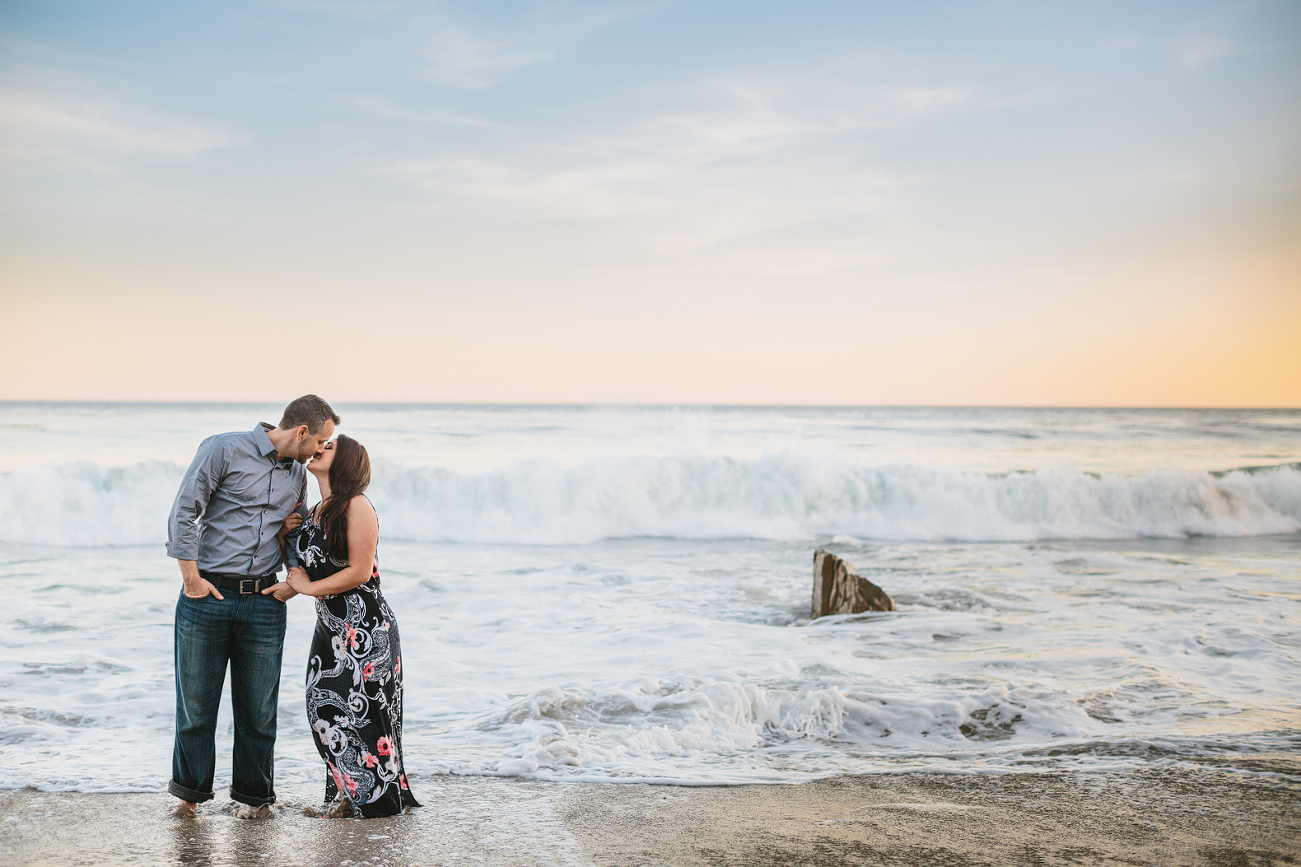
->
xmin=240 ymin=578 xmax=256 ymax=594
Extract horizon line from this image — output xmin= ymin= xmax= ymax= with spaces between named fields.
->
xmin=1 ymin=399 xmax=1298 ymax=412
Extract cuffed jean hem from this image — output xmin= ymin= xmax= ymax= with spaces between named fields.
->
xmin=230 ymin=787 xmax=277 ymax=808
xmin=169 ymin=781 xmax=213 ymax=803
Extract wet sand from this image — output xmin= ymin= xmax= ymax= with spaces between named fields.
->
xmin=4 ymin=766 xmax=1299 ymax=866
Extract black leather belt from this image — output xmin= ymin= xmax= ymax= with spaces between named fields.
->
xmin=199 ymin=570 xmax=279 ymax=594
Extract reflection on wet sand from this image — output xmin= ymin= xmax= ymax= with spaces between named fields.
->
xmin=170 ymin=811 xmax=217 ymax=867
xmin=4 ymin=769 xmax=1300 ymax=867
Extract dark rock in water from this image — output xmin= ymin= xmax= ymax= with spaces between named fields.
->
xmin=812 ymin=549 xmax=895 ymax=618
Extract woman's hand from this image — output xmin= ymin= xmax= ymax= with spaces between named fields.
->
xmin=286 ymin=565 xmax=312 ymax=595
xmin=277 ymin=507 xmax=304 ymax=543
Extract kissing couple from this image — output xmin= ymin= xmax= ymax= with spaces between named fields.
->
xmin=165 ymin=395 xmax=420 ymax=819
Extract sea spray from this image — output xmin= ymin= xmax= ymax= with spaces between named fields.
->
xmin=3 ymin=456 xmax=1299 ymax=547
xmin=0 ymin=460 xmax=183 ymax=547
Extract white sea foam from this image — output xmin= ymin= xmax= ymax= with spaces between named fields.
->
xmin=483 ymin=680 xmax=851 ymax=777
xmin=0 ymin=460 xmax=183 ymax=547
xmin=375 ymin=457 xmax=1301 ymax=544
xmin=3 ymin=456 xmax=1299 ymax=547
xmin=5 ymin=521 xmax=1301 ymax=790
xmin=415 ymin=678 xmax=1118 ymax=781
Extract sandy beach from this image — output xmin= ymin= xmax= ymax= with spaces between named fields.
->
xmin=4 ymin=765 xmax=1298 ymax=866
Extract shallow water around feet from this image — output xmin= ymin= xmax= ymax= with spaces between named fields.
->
xmin=1 ymin=404 xmax=1299 ymax=791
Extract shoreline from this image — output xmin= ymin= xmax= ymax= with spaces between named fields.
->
xmin=5 ymin=766 xmax=1299 ymax=866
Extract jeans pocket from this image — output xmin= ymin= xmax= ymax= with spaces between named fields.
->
xmin=175 ymin=591 xmax=217 ymax=628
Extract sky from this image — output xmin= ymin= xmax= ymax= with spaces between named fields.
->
xmin=1 ymin=0 xmax=1298 ymax=406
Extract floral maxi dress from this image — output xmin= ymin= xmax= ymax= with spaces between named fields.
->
xmin=291 ymin=515 xmax=419 ymax=817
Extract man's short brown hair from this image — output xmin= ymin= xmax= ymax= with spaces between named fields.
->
xmin=279 ymin=394 xmax=340 ymax=434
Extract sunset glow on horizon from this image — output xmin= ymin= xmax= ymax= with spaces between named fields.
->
xmin=1 ymin=1 xmax=1298 ymax=407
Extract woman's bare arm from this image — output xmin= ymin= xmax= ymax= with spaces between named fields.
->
xmin=286 ymin=496 xmax=378 ymax=597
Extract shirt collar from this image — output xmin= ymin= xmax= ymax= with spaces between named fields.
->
xmin=254 ymin=422 xmax=280 ymax=460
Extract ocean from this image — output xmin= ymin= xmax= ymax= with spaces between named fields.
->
xmin=1 ymin=403 xmax=1298 ymax=793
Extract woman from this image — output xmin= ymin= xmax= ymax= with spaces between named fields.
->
xmin=283 ymin=434 xmax=419 ymax=818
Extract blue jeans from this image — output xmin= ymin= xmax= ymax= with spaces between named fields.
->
xmin=170 ymin=591 xmax=286 ymax=806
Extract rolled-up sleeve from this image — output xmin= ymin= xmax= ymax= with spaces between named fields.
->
xmin=166 ymin=437 xmax=224 ymax=560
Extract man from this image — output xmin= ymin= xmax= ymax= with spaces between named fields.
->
xmin=165 ymin=395 xmax=339 ymax=818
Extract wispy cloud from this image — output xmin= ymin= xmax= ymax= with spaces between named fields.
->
xmin=353 ymin=95 xmax=516 ymax=129
xmin=1174 ymin=33 xmax=1246 ymax=69
xmin=381 ymin=154 xmax=667 ymax=221
xmin=378 ymin=72 xmax=971 ymax=252
xmin=0 ymin=93 xmax=229 ymax=168
xmin=282 ymin=0 xmax=654 ymax=87
xmin=1105 ymin=31 xmax=1253 ymax=70
xmin=265 ymin=0 xmax=410 ymax=18
xmin=420 ymin=5 xmax=645 ymax=87
xmin=584 ymin=78 xmax=972 ymax=162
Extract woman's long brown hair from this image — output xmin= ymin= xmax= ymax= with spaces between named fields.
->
xmin=317 ymin=434 xmax=371 ymax=562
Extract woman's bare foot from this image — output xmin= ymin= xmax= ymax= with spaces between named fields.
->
xmin=234 ymin=803 xmax=273 ymax=820
xmin=320 ymin=797 xmax=353 ymax=819
xmin=173 ymin=800 xmax=197 ymax=818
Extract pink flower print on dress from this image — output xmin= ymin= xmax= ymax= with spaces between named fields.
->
xmin=394 ymin=656 xmax=401 ymax=675
xmin=345 ymin=624 xmax=359 ymax=650
xmin=329 ymin=762 xmax=346 ymax=795
xmin=362 ymin=662 xmax=375 ymax=682
xmin=377 ymin=736 xmax=393 ymax=757
xmin=400 ymin=775 xmax=409 ymax=790
xmin=362 ymin=751 xmax=378 ymax=769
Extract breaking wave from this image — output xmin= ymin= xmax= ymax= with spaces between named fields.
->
xmin=1 ymin=456 xmax=1298 ymax=547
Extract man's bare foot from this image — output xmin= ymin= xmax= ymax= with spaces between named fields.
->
xmin=320 ymin=797 xmax=353 ymax=819
xmin=234 ymin=803 xmax=273 ymax=820
xmin=173 ymin=800 xmax=197 ymax=818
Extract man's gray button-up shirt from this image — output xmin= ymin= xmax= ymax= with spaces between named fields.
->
xmin=166 ymin=423 xmax=309 ymax=575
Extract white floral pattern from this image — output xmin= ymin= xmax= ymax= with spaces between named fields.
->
xmin=293 ymin=516 xmax=418 ymax=817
